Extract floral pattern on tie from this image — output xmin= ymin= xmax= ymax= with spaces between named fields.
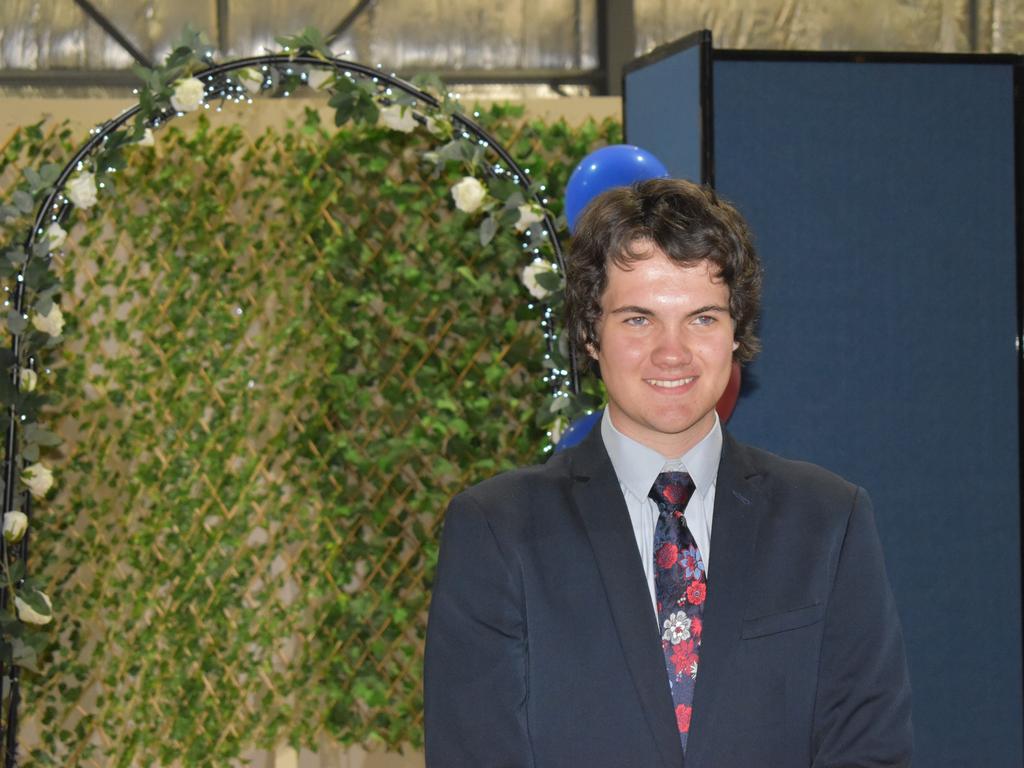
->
xmin=650 ymin=471 xmax=706 ymax=753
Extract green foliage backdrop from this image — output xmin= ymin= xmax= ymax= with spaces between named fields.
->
xmin=0 ymin=104 xmax=618 ymax=766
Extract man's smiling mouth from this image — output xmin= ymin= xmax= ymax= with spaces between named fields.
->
xmin=646 ymin=377 xmax=696 ymax=389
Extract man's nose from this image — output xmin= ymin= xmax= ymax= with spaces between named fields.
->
xmin=651 ymin=328 xmax=693 ymax=367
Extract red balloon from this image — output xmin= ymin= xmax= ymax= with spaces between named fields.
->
xmin=716 ymin=361 xmax=741 ymax=423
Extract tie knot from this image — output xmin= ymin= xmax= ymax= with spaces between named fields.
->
xmin=649 ymin=471 xmax=695 ymax=513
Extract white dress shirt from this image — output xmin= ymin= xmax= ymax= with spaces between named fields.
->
xmin=600 ymin=408 xmax=723 ymax=615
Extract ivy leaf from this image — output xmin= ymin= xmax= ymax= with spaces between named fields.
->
xmin=0 ymin=373 xmax=14 ymax=402
xmin=535 ymin=270 xmax=563 ymax=292
xmin=6 ymin=248 xmax=26 ymax=267
xmin=14 ymin=586 xmax=51 ymax=622
xmin=422 ymin=138 xmax=474 ymax=166
xmin=479 ymin=215 xmax=498 ymax=247
xmin=23 ymin=259 xmax=55 ymax=292
xmin=409 ymin=73 xmax=446 ymax=100
xmin=275 ymin=26 xmax=332 ymax=59
xmin=0 ymin=614 xmax=22 ymax=637
xmin=6 ymin=311 xmax=27 ymax=335
xmin=0 ymin=205 xmax=21 ymax=223
xmin=498 ymin=207 xmax=518 ymax=228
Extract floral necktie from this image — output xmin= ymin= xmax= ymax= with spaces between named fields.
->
xmin=650 ymin=471 xmax=706 ymax=755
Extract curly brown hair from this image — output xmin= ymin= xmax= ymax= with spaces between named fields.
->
xmin=565 ymin=178 xmax=762 ymax=369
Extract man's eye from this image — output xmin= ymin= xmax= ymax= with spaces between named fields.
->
xmin=624 ymin=316 xmax=649 ymax=326
xmin=693 ymin=315 xmax=716 ymax=326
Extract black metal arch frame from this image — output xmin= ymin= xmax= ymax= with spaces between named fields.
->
xmin=1 ymin=52 xmax=580 ymax=766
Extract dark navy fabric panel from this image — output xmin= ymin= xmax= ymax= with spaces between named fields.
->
xmin=714 ymin=58 xmax=1021 ymax=766
xmin=624 ymin=45 xmax=702 ymax=182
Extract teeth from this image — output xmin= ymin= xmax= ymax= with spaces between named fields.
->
xmin=648 ymin=377 xmax=695 ymax=389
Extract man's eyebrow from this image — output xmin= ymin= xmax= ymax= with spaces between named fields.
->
xmin=607 ymin=304 xmax=731 ymax=317
xmin=688 ymin=304 xmax=730 ymax=317
xmin=608 ymin=305 xmax=654 ymax=316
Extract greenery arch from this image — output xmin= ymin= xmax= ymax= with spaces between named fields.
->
xmin=0 ymin=27 xmax=611 ymax=767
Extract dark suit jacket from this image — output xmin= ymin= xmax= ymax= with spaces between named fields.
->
xmin=424 ymin=427 xmax=912 ymax=767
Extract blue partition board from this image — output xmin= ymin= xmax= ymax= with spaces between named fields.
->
xmin=714 ymin=58 xmax=1021 ymax=766
xmin=624 ymin=44 xmax=703 ymax=182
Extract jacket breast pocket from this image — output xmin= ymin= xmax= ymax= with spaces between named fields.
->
xmin=740 ymin=602 xmax=825 ymax=639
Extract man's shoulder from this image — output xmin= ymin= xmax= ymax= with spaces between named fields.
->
xmin=455 ymin=448 xmax=574 ymax=508
xmin=726 ymin=434 xmax=863 ymax=508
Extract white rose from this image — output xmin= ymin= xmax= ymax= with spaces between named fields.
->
xmin=451 ymin=177 xmax=487 ymax=214
xmin=238 ymin=68 xmax=265 ymax=95
xmin=19 ymin=368 xmax=37 ymax=393
xmin=306 ymin=69 xmax=333 ymax=91
xmin=3 ymin=511 xmax=27 ymax=543
xmin=170 ymin=77 xmax=205 ymax=112
xmin=521 ymin=260 xmax=558 ymax=300
xmin=21 ymin=463 xmax=54 ymax=499
xmin=44 ymin=222 xmax=67 ymax=250
xmin=378 ymin=104 xmax=417 ymax=133
xmin=31 ymin=304 xmax=64 ymax=337
xmin=15 ymin=590 xmax=52 ymax=626
xmin=514 ymin=204 xmax=545 ymax=233
xmin=138 ymin=128 xmax=155 ymax=147
xmin=65 ymin=172 xmax=97 ymax=209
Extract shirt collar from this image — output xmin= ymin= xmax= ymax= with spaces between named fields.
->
xmin=600 ymin=408 xmax=723 ymax=501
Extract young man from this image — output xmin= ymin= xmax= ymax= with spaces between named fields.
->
xmin=424 ymin=179 xmax=912 ymax=767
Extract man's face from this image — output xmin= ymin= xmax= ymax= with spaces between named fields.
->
xmin=590 ymin=245 xmax=737 ymax=457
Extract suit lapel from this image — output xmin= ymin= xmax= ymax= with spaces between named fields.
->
xmin=567 ymin=428 xmax=684 ymax=768
xmin=685 ymin=433 xmax=764 ymax=768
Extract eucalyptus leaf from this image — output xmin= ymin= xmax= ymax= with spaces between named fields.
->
xmin=39 ymin=164 xmax=62 ymax=185
xmin=23 ymin=423 xmax=62 ymax=447
xmin=6 ymin=311 xmax=27 ymax=335
xmin=23 ymin=167 xmax=45 ymax=192
xmin=10 ymin=638 xmax=39 ymax=672
xmin=12 ymin=190 xmax=34 ymax=214
xmin=478 ymin=215 xmax=498 ymax=246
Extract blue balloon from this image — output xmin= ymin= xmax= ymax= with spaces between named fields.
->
xmin=554 ymin=410 xmax=603 ymax=452
xmin=565 ymin=145 xmax=669 ymax=232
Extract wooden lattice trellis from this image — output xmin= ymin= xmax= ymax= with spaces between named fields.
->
xmin=0 ymin=106 xmax=620 ymax=766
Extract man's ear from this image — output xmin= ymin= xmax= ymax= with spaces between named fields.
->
xmin=585 ymin=341 xmax=599 ymax=360
xmin=732 ymin=341 xmax=739 ymax=351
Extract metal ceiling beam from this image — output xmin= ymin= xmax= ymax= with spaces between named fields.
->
xmin=595 ymin=0 xmax=634 ymax=95
xmin=72 ymin=0 xmax=152 ymax=69
xmin=216 ymin=0 xmax=230 ymax=54
xmin=327 ymin=0 xmax=378 ymax=45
